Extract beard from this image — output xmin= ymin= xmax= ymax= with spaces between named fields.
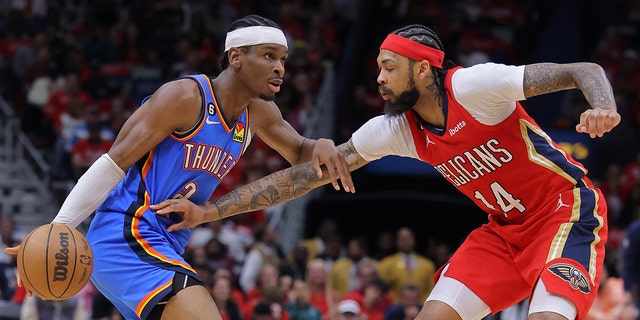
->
xmin=381 ymin=71 xmax=420 ymax=116
xmin=382 ymin=86 xmax=419 ymax=116
xmin=259 ymin=93 xmax=275 ymax=101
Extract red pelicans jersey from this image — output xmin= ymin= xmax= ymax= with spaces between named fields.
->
xmin=352 ymin=63 xmax=607 ymax=318
xmin=352 ymin=63 xmax=593 ymax=222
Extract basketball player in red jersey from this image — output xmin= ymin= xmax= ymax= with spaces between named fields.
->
xmin=6 ymin=15 xmax=355 ymax=320
xmin=153 ymin=24 xmax=620 ymax=320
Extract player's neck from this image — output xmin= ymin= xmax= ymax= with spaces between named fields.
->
xmin=211 ymin=71 xmax=252 ymax=123
xmin=413 ymin=95 xmax=444 ymax=129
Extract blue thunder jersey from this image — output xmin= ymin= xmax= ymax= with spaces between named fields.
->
xmin=97 ymin=74 xmax=250 ymax=255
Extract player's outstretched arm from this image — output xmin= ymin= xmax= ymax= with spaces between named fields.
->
xmin=522 ymin=62 xmax=621 ymax=138
xmin=250 ymin=99 xmax=354 ymax=193
xmin=151 ymin=139 xmax=369 ymax=232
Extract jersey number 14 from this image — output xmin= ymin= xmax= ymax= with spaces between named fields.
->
xmin=474 ymin=181 xmax=525 ymax=218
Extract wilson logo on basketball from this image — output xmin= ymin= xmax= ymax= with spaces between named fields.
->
xmin=53 ymin=232 xmax=70 ymax=282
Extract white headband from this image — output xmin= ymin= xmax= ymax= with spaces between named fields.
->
xmin=224 ymin=26 xmax=288 ymax=52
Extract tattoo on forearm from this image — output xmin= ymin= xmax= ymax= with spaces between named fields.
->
xmin=523 ymin=63 xmax=574 ymax=97
xmin=214 ymin=140 xmax=367 ymax=218
xmin=216 ymin=164 xmax=316 ymax=218
xmin=572 ymin=66 xmax=615 ymax=110
xmin=523 ymin=63 xmax=615 ymax=110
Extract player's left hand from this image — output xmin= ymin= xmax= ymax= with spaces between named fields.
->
xmin=4 ymin=246 xmax=33 ymax=297
xmin=311 ymin=138 xmax=355 ymax=193
xmin=151 ymin=198 xmax=213 ymax=232
xmin=575 ymin=107 xmax=621 ymax=138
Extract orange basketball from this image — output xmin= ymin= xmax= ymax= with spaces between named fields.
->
xmin=17 ymin=224 xmax=93 ymax=300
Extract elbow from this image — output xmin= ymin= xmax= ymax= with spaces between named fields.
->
xmin=565 ymin=62 xmax=607 ymax=89
xmin=576 ymin=62 xmax=606 ymax=77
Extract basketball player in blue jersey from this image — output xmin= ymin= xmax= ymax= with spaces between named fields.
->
xmin=6 ymin=15 xmax=354 ymax=320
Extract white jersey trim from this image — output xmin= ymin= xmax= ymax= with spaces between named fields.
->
xmin=352 ymin=114 xmax=419 ymax=162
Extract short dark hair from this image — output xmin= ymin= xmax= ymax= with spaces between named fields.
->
xmin=220 ymin=15 xmax=282 ymax=70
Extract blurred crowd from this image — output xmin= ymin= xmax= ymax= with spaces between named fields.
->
xmin=0 ymin=0 xmax=640 ymax=319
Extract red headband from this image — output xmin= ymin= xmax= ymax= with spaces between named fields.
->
xmin=380 ymin=34 xmax=444 ymax=68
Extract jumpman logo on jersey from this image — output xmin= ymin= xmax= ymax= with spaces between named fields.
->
xmin=425 ymin=134 xmax=435 ymax=148
xmin=555 ymin=193 xmax=570 ymax=212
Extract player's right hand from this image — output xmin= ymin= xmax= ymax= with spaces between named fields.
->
xmin=310 ymin=138 xmax=355 ymax=193
xmin=4 ymin=246 xmax=33 ymax=297
xmin=151 ymin=198 xmax=212 ymax=232
xmin=575 ymin=107 xmax=621 ymax=138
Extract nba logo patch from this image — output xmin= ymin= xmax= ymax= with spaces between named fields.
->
xmin=548 ymin=263 xmax=591 ymax=294
xmin=233 ymin=122 xmax=245 ymax=143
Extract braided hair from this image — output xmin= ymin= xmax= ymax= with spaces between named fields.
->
xmin=219 ymin=15 xmax=282 ymax=70
xmin=389 ymin=24 xmax=450 ymax=97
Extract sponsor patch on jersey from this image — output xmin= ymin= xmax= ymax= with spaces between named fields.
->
xmin=548 ymin=263 xmax=591 ymax=294
xmin=233 ymin=122 xmax=245 ymax=143
xmin=208 ymin=103 xmax=216 ymax=116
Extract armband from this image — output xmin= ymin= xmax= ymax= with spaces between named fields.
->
xmin=51 ymin=154 xmax=125 ymax=227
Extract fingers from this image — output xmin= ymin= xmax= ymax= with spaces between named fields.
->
xmin=166 ymin=221 xmax=187 ymax=233
xmin=150 ymin=200 xmax=184 ymax=218
xmin=5 ymin=246 xmax=30 ymax=295
xmin=577 ymin=109 xmax=620 ymax=138
xmin=320 ymin=157 xmax=355 ymax=193
xmin=329 ymin=153 xmax=354 ymax=193
xmin=324 ymin=159 xmax=341 ymax=191
xmin=15 ymin=272 xmax=31 ymax=297
xmin=151 ymin=199 xmax=197 ymax=232
xmin=311 ymin=155 xmax=323 ymax=179
xmin=4 ymin=246 xmax=19 ymax=255
xmin=313 ymin=154 xmax=342 ymax=191
xmin=337 ymin=160 xmax=355 ymax=193
xmin=149 ymin=200 xmax=172 ymax=212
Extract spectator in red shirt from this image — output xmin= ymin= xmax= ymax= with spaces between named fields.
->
xmin=343 ymin=278 xmax=391 ymax=320
xmin=70 ymin=121 xmax=114 ymax=179
xmin=44 ymin=72 xmax=93 ymax=128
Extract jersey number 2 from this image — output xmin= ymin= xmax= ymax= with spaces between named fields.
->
xmin=175 ymin=182 xmax=198 ymax=199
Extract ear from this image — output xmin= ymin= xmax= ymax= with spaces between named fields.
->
xmin=228 ymin=47 xmax=243 ymax=68
xmin=417 ymin=60 xmax=431 ymax=79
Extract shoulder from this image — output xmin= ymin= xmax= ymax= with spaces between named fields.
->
xmin=451 ymin=63 xmax=524 ymax=86
xmin=157 ymin=76 xmax=198 ymax=91
xmin=357 ymin=114 xmax=413 ymax=141
xmin=357 ymin=114 xmax=409 ymax=134
xmin=248 ymin=99 xmax=282 ymax=127
xmin=453 ymin=62 xmax=524 ymax=75
xmin=450 ymin=62 xmax=526 ymax=105
xmin=155 ymin=78 xmax=201 ymax=105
